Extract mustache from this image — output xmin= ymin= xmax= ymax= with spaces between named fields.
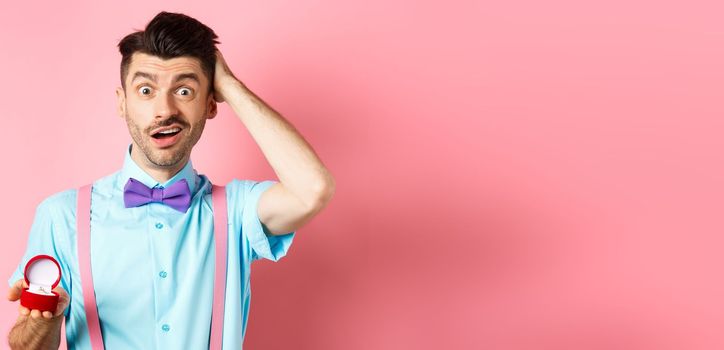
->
xmin=147 ymin=116 xmax=189 ymax=131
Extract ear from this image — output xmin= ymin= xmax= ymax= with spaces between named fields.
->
xmin=206 ymin=94 xmax=218 ymax=120
xmin=115 ymin=87 xmax=126 ymax=118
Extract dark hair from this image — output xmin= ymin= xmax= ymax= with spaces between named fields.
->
xmin=118 ymin=11 xmax=220 ymax=94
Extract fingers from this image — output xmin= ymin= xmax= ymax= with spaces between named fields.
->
xmin=11 ymin=282 xmax=69 ymax=319
xmin=7 ymin=279 xmax=26 ymax=301
xmin=19 ymin=305 xmax=29 ymax=316
xmin=52 ymin=285 xmax=68 ymax=298
xmin=7 ymin=284 xmax=20 ymax=301
xmin=18 ymin=305 xmax=46 ymax=321
xmin=17 ymin=302 xmax=64 ymax=319
xmin=52 ymin=286 xmax=69 ymax=317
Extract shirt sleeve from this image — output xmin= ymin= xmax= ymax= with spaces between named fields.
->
xmin=240 ymin=179 xmax=296 ymax=262
xmin=7 ymin=194 xmax=73 ymax=317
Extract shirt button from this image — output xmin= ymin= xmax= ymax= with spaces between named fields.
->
xmin=161 ymin=324 xmax=170 ymax=332
xmin=159 ymin=271 xmax=168 ymax=278
xmin=155 ymin=222 xmax=164 ymax=229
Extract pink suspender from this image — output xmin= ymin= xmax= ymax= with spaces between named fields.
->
xmin=77 ymin=185 xmax=103 ymax=349
xmin=77 ymin=184 xmax=228 ymax=349
xmin=210 ymin=185 xmax=228 ymax=350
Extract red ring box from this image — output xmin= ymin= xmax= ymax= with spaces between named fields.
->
xmin=20 ymin=255 xmax=61 ymax=313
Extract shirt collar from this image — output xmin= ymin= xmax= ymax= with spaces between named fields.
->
xmin=119 ymin=144 xmax=199 ymax=195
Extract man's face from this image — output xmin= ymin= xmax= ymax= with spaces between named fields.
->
xmin=116 ymin=52 xmax=217 ymax=169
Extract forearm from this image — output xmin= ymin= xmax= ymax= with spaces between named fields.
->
xmin=8 ymin=314 xmax=62 ymax=350
xmin=225 ymin=80 xmax=335 ymax=206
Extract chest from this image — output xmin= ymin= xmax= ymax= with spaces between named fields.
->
xmin=88 ymin=197 xmax=217 ymax=313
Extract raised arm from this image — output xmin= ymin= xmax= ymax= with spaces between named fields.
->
xmin=212 ymin=49 xmax=335 ymax=235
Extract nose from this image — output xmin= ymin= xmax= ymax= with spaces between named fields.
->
xmin=153 ymin=91 xmax=179 ymax=120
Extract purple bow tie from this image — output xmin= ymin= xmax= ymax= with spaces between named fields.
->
xmin=123 ymin=178 xmax=192 ymax=213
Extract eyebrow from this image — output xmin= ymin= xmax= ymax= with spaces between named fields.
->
xmin=131 ymin=71 xmax=201 ymax=85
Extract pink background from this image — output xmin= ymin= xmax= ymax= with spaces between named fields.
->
xmin=1 ymin=1 xmax=723 ymax=349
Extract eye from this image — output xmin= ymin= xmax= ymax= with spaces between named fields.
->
xmin=177 ymin=87 xmax=193 ymax=96
xmin=138 ymin=86 xmax=152 ymax=95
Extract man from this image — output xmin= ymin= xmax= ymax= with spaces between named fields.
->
xmin=6 ymin=11 xmax=334 ymax=349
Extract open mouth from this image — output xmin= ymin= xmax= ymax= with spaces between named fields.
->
xmin=150 ymin=126 xmax=184 ymax=148
xmin=152 ymin=127 xmax=182 ymax=139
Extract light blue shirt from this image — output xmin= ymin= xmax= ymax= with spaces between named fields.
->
xmin=7 ymin=145 xmax=295 ymax=349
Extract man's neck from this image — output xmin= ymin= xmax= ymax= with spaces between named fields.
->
xmin=129 ymin=146 xmax=188 ymax=184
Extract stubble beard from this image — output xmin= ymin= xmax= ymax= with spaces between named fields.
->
xmin=124 ymin=110 xmax=206 ymax=168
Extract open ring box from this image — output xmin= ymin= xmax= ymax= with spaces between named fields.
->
xmin=20 ymin=255 xmax=61 ymax=313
